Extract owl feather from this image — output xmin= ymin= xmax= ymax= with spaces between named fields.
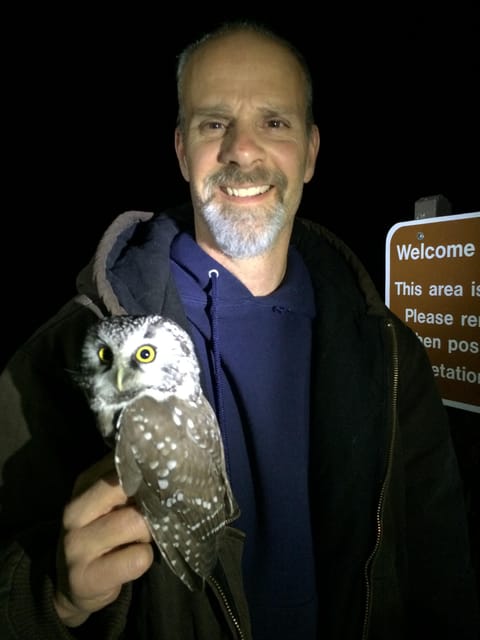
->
xmin=74 ymin=314 xmax=240 ymax=591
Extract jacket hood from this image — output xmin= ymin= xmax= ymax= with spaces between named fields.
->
xmin=76 ymin=209 xmax=158 ymax=314
xmin=291 ymin=217 xmax=387 ymax=318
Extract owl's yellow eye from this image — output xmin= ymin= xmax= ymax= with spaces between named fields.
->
xmin=98 ymin=345 xmax=113 ymax=364
xmin=135 ymin=344 xmax=156 ymax=363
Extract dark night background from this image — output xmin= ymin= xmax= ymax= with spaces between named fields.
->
xmin=3 ymin=4 xmax=480 ymax=589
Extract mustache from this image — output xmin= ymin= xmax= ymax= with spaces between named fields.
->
xmin=207 ymin=166 xmax=287 ymax=190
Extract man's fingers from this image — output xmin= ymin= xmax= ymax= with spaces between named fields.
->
xmin=63 ymin=505 xmax=152 ymax=564
xmin=65 ymin=471 xmax=131 ymax=530
xmin=75 ymin=542 xmax=155 ymax=601
xmin=71 ymin=452 xmax=117 ymax=498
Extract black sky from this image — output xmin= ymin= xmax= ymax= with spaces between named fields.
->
xmin=3 ymin=6 xmax=479 ymax=365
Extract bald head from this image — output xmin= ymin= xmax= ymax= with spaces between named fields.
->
xmin=176 ymin=22 xmax=314 ymax=133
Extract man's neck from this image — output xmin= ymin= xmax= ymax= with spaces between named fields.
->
xmin=195 ymin=239 xmax=290 ymax=297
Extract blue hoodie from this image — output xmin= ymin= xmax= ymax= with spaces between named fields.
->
xmin=170 ymin=231 xmax=318 ymax=638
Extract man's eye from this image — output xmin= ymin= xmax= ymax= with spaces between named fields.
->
xmin=267 ymin=119 xmax=287 ymax=129
xmin=203 ymin=121 xmax=225 ymax=131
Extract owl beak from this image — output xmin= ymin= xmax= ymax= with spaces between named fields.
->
xmin=116 ymin=367 xmax=124 ymax=391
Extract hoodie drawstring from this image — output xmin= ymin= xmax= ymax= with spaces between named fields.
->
xmin=208 ymin=269 xmax=231 ymax=477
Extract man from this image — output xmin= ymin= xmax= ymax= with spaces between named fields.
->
xmin=0 ymin=20 xmax=478 ymax=640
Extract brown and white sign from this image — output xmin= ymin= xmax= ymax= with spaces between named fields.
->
xmin=385 ymin=212 xmax=479 ymax=414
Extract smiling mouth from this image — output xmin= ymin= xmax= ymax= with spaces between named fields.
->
xmin=223 ymin=185 xmax=271 ymax=197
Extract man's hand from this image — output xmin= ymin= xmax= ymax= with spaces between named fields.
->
xmin=54 ymin=454 xmax=154 ymax=627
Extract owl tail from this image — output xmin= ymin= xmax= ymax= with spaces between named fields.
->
xmin=138 ymin=485 xmax=221 ymax=592
xmin=151 ymin=531 xmax=208 ymax=592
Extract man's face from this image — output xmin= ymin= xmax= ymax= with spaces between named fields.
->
xmin=175 ymin=31 xmax=320 ymax=258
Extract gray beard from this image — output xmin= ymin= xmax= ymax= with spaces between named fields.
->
xmin=194 ymin=165 xmax=289 ymax=258
xmin=200 ymin=200 xmax=288 ymax=258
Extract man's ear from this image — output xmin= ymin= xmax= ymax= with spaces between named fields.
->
xmin=175 ymin=127 xmax=190 ymax=182
xmin=304 ymin=124 xmax=320 ymax=184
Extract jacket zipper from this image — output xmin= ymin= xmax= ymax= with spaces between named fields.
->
xmin=207 ymin=575 xmax=246 ymax=640
xmin=361 ymin=318 xmax=399 ymax=640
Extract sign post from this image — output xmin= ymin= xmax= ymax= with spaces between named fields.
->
xmin=385 ymin=211 xmax=479 ymax=413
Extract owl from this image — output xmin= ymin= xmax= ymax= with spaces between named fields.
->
xmin=74 ymin=314 xmax=239 ymax=591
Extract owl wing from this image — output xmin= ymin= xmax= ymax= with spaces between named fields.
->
xmin=114 ymin=393 xmax=239 ymax=591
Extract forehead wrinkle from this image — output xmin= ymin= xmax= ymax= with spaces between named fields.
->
xmin=191 ymin=104 xmax=232 ymax=119
xmin=191 ymin=102 xmax=298 ymax=120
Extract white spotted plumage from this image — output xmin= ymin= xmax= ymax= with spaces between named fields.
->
xmin=75 ymin=314 xmax=239 ymax=591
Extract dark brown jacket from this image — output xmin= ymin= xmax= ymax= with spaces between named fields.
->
xmin=0 ymin=206 xmax=478 ymax=638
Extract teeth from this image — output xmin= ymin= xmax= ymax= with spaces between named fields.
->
xmin=225 ymin=185 xmax=270 ymax=197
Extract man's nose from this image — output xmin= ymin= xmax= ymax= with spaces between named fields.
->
xmin=218 ymin=124 xmax=266 ymax=168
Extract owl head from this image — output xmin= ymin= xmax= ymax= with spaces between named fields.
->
xmin=75 ymin=315 xmax=202 ymax=434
